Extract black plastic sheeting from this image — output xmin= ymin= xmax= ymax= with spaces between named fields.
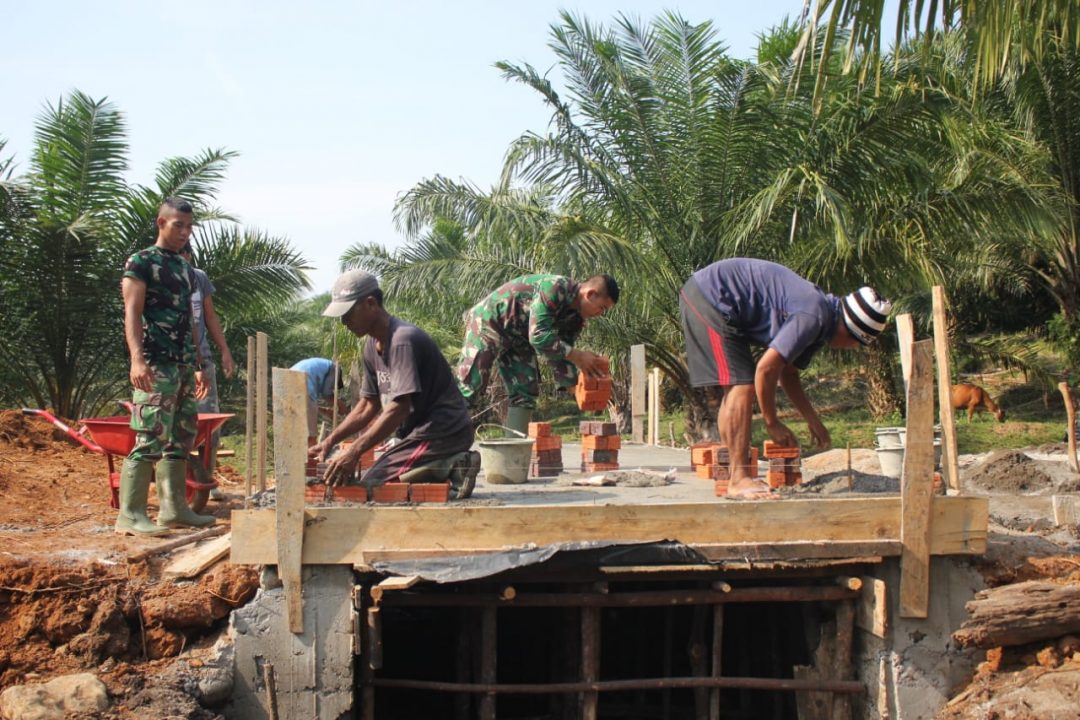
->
xmin=371 ymin=540 xmax=709 ymax=583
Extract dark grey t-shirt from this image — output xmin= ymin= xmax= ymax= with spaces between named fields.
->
xmin=360 ymin=316 xmax=471 ymax=439
xmin=691 ymin=258 xmax=841 ymax=369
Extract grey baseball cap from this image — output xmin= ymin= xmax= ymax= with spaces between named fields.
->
xmin=322 ymin=269 xmax=380 ymax=317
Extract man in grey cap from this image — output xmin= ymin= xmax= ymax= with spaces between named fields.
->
xmin=309 ymin=269 xmax=481 ymax=498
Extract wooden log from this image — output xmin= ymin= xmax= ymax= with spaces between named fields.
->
xmin=952 ymin=580 xmax=1080 ymax=649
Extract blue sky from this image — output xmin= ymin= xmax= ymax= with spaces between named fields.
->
xmin=3 ymin=1 xmax=819 ymax=294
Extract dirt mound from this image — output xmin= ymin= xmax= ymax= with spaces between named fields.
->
xmin=965 ymin=450 xmax=1057 ymax=494
xmin=0 ymin=410 xmax=75 ymax=451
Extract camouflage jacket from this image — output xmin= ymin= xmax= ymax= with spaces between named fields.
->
xmin=470 ymin=274 xmax=585 ymax=387
xmin=123 ymin=246 xmax=196 ymax=365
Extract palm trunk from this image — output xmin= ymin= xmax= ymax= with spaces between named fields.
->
xmin=865 ymin=343 xmax=900 ymax=419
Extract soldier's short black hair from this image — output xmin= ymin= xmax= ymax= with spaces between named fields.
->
xmin=159 ymin=196 xmax=194 ymax=216
xmin=589 ymin=274 xmax=620 ymax=304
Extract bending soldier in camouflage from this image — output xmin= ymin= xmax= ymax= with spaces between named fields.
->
xmin=457 ymin=274 xmax=620 ymax=434
xmin=117 ymin=197 xmax=217 ymax=535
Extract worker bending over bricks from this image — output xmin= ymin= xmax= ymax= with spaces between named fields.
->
xmin=312 ymin=270 xmax=481 ymax=500
xmin=456 ymin=274 xmax=620 ymax=435
xmin=679 ymin=258 xmax=891 ymax=499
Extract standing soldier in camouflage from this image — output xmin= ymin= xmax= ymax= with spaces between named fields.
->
xmin=457 ymin=274 xmax=619 ymax=434
xmin=117 ymin=197 xmax=217 ymax=535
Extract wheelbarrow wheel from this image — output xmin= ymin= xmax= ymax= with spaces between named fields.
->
xmin=185 ymin=459 xmax=212 ymax=514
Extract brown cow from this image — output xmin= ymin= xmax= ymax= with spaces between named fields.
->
xmin=950 ymin=383 xmax=1005 ymax=422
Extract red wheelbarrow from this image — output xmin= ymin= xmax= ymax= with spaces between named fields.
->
xmin=22 ymin=406 xmax=233 ymax=513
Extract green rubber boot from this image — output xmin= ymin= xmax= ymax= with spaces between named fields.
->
xmin=156 ymin=459 xmax=216 ymax=528
xmin=505 ymin=406 xmax=532 ymax=437
xmin=115 ymin=459 xmax=169 ymax=536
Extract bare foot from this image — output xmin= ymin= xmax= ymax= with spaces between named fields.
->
xmin=725 ymin=478 xmax=777 ymax=500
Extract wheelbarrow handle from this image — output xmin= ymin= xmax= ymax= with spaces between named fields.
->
xmin=21 ymin=408 xmax=104 ymax=454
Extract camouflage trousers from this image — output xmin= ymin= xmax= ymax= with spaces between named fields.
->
xmin=457 ymin=327 xmax=541 ymax=409
xmin=127 ymin=362 xmax=198 ymax=464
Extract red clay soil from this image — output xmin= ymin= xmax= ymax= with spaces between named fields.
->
xmin=0 ymin=410 xmax=258 ymax=718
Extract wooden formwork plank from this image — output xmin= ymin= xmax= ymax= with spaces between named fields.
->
xmin=900 ymin=341 xmax=936 ymax=619
xmin=230 ymin=495 xmax=987 ymax=566
xmin=932 ymin=286 xmax=961 ymax=493
xmin=631 ymin=344 xmax=646 ymax=444
xmin=256 ymin=331 xmax=269 ymax=492
xmin=272 ymin=367 xmax=308 ymax=634
xmin=895 ymin=314 xmax=915 ymax=395
xmin=163 ymin=532 xmax=231 ymax=579
xmin=855 ymin=576 xmax=888 ymax=639
xmin=245 ymin=335 xmax=255 ymax=502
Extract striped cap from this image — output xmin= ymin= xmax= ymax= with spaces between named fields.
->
xmin=841 ymin=287 xmax=892 ymax=345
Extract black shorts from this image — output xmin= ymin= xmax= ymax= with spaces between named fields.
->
xmin=679 ymin=278 xmax=755 ymax=387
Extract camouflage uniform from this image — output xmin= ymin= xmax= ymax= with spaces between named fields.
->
xmin=457 ymin=274 xmax=584 ymax=408
xmin=122 ymin=247 xmax=199 ymax=463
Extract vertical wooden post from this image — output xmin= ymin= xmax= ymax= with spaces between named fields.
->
xmin=1059 ymin=382 xmax=1079 ymax=473
xmin=900 ymin=340 xmax=935 ymax=618
xmin=256 ymin=331 xmax=269 ymax=492
xmin=581 ymin=606 xmax=600 ymax=720
xmin=709 ymin=598 xmax=724 ymax=720
xmin=272 ymin=367 xmax=306 ymax=633
xmin=647 ymin=368 xmax=661 ymax=446
xmin=831 ymin=601 xmax=855 ymax=719
xmin=631 ymin=344 xmax=647 ymax=443
xmin=895 ymin=313 xmax=915 ymax=395
xmin=244 ymin=335 xmax=255 ymax=504
xmin=932 ymin=287 xmax=961 ymax=492
xmin=479 ymin=606 xmax=497 ymax=720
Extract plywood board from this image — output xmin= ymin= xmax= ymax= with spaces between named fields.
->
xmin=230 ymin=495 xmax=987 ymax=566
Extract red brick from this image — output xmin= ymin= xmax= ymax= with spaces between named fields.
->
xmin=410 ymin=482 xmax=450 ymax=503
xmin=695 ymin=464 xmax=714 ymax=479
xmin=714 ymin=480 xmax=729 ymax=496
xmin=528 ymin=422 xmax=552 ymax=438
xmin=371 ymin=483 xmax=409 ymax=503
xmin=580 ymin=448 xmax=618 ymax=463
xmin=582 ymin=435 xmax=620 ymax=450
xmin=762 ymin=440 xmax=800 ymax=459
xmin=533 ymin=435 xmax=563 ymax=451
xmin=582 ymin=461 xmax=620 ymax=472
xmin=766 ymin=470 xmax=787 ymax=489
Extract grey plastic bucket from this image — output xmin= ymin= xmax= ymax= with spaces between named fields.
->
xmin=475 ymin=425 xmax=534 ymax=485
xmin=874 ymin=427 xmax=905 ymax=448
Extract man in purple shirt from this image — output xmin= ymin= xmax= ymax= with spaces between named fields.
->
xmin=680 ymin=258 xmax=891 ymax=498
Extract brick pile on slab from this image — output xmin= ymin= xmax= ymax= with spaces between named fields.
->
xmin=689 ymin=442 xmax=761 ymax=496
xmin=575 ymin=357 xmax=611 ymax=412
xmin=528 ymin=422 xmax=564 ymax=477
xmin=580 ymin=420 xmax=620 ymax=472
xmin=762 ymin=440 xmax=801 ymax=488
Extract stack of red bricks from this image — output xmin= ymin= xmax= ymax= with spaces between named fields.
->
xmin=690 ymin=442 xmax=760 ymax=496
xmin=580 ymin=420 xmax=620 ymax=472
xmin=763 ymin=441 xmax=801 ymax=488
xmin=528 ymin=422 xmax=564 ymax=477
xmin=575 ymin=357 xmax=611 ymax=412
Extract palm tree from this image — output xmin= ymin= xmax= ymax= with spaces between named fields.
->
xmin=0 ymin=91 xmax=312 ymax=418
xmin=791 ymin=0 xmax=1080 ymax=97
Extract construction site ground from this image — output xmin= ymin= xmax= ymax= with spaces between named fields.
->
xmin=0 ymin=408 xmax=1078 ymax=718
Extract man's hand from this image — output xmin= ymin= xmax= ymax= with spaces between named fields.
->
xmin=323 ymin=443 xmax=362 ymax=487
xmin=221 ymin=349 xmax=236 ymax=379
xmin=194 ymin=370 xmax=209 ymax=400
xmin=568 ymin=349 xmax=608 ymax=378
xmin=130 ymin=358 xmax=154 ymax=392
xmin=807 ymin=417 xmax=831 ymax=450
xmin=308 ymin=439 xmax=330 ymax=463
xmin=765 ymin=419 xmax=799 ymax=448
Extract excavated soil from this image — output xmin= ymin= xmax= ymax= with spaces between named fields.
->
xmin=2 ymin=409 xmax=1079 ymax=717
xmin=0 ymin=410 xmax=258 ymax=718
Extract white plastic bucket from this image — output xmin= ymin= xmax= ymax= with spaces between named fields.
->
xmin=874 ymin=427 xmax=905 ymax=449
xmin=477 ymin=438 xmax=534 ymax=484
xmin=876 ymin=446 xmax=905 ymax=478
